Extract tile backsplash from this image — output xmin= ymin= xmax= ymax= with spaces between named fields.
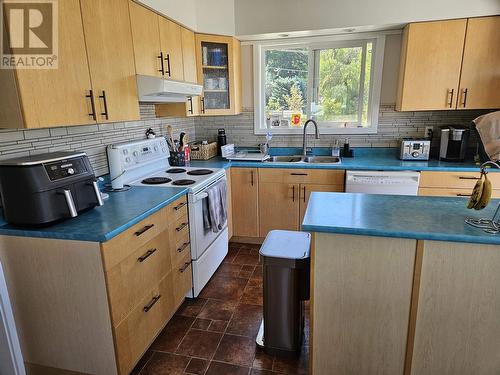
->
xmin=195 ymin=104 xmax=490 ymax=148
xmin=0 ymin=103 xmax=492 ymax=176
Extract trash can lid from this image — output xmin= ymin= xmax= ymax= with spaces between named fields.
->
xmin=259 ymin=230 xmax=311 ymax=260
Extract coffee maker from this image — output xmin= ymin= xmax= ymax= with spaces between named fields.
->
xmin=439 ymin=126 xmax=469 ymax=162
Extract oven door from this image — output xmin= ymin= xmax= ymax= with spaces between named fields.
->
xmin=188 ymin=175 xmax=228 ymax=260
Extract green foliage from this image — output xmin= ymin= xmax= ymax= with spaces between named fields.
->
xmin=284 ymin=84 xmax=304 ymax=112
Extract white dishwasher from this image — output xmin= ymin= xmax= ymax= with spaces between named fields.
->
xmin=345 ymin=170 xmax=421 ymax=196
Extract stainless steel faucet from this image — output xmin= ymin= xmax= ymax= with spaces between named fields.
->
xmin=302 ymin=119 xmax=320 ymax=156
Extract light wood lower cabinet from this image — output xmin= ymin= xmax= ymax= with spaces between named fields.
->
xmin=418 ymin=171 xmax=500 ymax=198
xmin=231 ymin=168 xmax=259 ymax=238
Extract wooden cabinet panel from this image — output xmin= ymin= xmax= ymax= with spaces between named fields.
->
xmin=411 ymin=241 xmax=500 ymax=375
xmin=231 ymin=168 xmax=259 ymax=237
xmin=8 ymin=0 xmax=94 ymax=128
xmin=168 ymin=214 xmax=190 ymax=265
xmin=227 ymin=168 xmax=233 ymax=239
xmin=159 ymin=17 xmax=184 ymax=81
xmin=396 ymin=20 xmax=467 ymax=111
xmin=167 ymin=196 xmax=188 ymax=222
xmin=172 ymin=252 xmax=193 ymax=308
xmin=106 ymin=231 xmax=172 ymax=326
xmin=419 ymin=171 xmax=500 ymax=189
xmin=458 ymin=16 xmax=500 ymax=110
xmin=101 ymin=207 xmax=168 ymax=271
xmin=128 ymin=0 xmax=162 ymax=77
xmin=80 ymin=0 xmax=140 ymax=123
xmin=418 ymin=187 xmax=500 ymax=198
xmin=259 ymin=168 xmax=345 ymax=185
xmin=114 ymin=272 xmax=175 ymax=375
xmin=259 ymin=182 xmax=300 ymax=236
xmin=312 ymin=233 xmax=416 ymax=375
xmin=299 ymin=184 xmax=344 ymax=225
xmin=181 ymin=27 xmax=198 ymax=83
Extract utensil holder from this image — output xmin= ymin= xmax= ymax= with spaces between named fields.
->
xmin=169 ymin=152 xmax=185 ymax=166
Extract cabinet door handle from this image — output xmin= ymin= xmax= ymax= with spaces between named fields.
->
xmin=164 ymin=53 xmax=171 ymax=77
xmin=292 ymin=185 xmax=295 ymax=202
xmin=303 ymin=186 xmax=306 ymax=202
xmin=158 ymin=52 xmax=165 ymax=75
xmin=461 ymin=88 xmax=468 ymax=108
xmin=143 ymin=294 xmax=161 ymax=312
xmin=99 ymin=90 xmax=109 ymax=120
xmin=86 ymin=90 xmax=97 ymax=120
xmin=187 ymin=96 xmax=193 ymax=114
xmin=177 ymin=242 xmax=190 ymax=253
xmin=174 ymin=201 xmax=187 ymax=211
xmin=447 ymin=88 xmax=454 ymax=108
xmin=251 ymin=170 xmax=254 ymax=186
xmin=290 ymin=172 xmax=308 ymax=176
xmin=200 ymin=97 xmax=205 ymax=113
xmin=459 ymin=176 xmax=479 ymax=180
xmin=135 ymin=224 xmax=154 ymax=236
xmin=179 ymin=261 xmax=191 ymax=273
xmin=137 ymin=248 xmax=157 ymax=262
xmin=176 ymin=222 xmax=188 ymax=232
xmin=456 ymin=193 xmax=472 ymax=197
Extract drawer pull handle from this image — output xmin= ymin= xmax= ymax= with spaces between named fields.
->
xmin=135 ymin=224 xmax=154 ymax=236
xmin=176 ymin=222 xmax=188 ymax=232
xmin=458 ymin=176 xmax=479 ymax=180
xmin=174 ymin=201 xmax=187 ymax=211
xmin=179 ymin=261 xmax=191 ymax=273
xmin=457 ymin=193 xmax=472 ymax=197
xmin=137 ymin=248 xmax=157 ymax=262
xmin=143 ymin=295 xmax=161 ymax=312
xmin=290 ymin=173 xmax=308 ymax=176
xmin=177 ymin=242 xmax=190 ymax=253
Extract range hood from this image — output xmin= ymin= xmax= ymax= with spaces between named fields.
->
xmin=136 ymin=75 xmax=203 ymax=103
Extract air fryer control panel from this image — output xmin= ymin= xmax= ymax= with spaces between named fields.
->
xmin=400 ymin=139 xmax=431 ymax=161
xmin=44 ymin=157 xmax=88 ymax=181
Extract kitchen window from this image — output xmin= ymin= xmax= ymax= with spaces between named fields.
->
xmin=253 ymin=34 xmax=385 ymax=134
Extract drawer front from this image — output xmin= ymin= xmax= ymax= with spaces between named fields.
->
xmin=420 ymin=171 xmax=500 ymax=189
xmin=169 ymin=214 xmax=190 ymax=255
xmin=172 ymin=252 xmax=192 ymax=307
xmin=419 ymin=187 xmax=500 ymax=198
xmin=170 ymin=227 xmax=191 ymax=267
xmin=167 ymin=196 xmax=188 ymax=223
xmin=259 ymin=168 xmax=345 ymax=185
xmin=106 ymin=231 xmax=172 ymax=326
xmin=114 ymin=272 xmax=175 ymax=375
xmin=101 ymin=207 xmax=168 ymax=271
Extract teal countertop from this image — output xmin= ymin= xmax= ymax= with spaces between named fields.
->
xmin=191 ymin=147 xmax=491 ymax=172
xmin=0 ymin=186 xmax=188 ymax=242
xmin=302 ymin=192 xmax=500 ymax=245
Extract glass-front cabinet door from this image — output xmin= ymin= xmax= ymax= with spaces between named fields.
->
xmin=196 ymin=34 xmax=242 ymax=116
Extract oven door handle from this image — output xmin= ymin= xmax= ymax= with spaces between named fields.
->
xmin=193 ymin=192 xmax=208 ymax=203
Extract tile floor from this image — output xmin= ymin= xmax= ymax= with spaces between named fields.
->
xmin=132 ymin=242 xmax=310 ymax=375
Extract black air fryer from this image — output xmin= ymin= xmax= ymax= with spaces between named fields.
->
xmin=0 ymin=152 xmax=103 ymax=226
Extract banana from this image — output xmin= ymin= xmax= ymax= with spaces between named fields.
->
xmin=467 ymin=173 xmax=484 ymax=209
xmin=474 ymin=173 xmax=492 ymax=210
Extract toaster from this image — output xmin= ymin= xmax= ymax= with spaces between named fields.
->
xmin=400 ymin=139 xmax=431 ymax=160
xmin=0 ymin=152 xmax=103 ymax=226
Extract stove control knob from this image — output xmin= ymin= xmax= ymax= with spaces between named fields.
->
xmin=125 ymin=157 xmax=131 ymax=163
xmin=67 ymin=168 xmax=75 ymax=175
xmin=162 ymin=147 xmax=166 ymax=153
xmin=154 ymin=146 xmax=159 ymax=151
xmin=133 ymin=151 xmax=139 ymax=157
xmin=122 ymin=149 xmax=128 ymax=155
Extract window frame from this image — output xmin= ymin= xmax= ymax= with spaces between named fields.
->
xmin=253 ymin=33 xmax=386 ymax=135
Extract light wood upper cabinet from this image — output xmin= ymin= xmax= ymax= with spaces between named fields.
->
xmin=158 ymin=17 xmax=184 ymax=81
xmin=80 ymin=0 xmax=140 ymax=123
xmin=458 ymin=16 xmax=500 ymax=110
xmin=0 ymin=0 xmax=94 ymax=129
xmin=128 ymin=0 xmax=162 ymax=77
xmin=231 ymin=168 xmax=259 ymax=238
xmin=196 ymin=34 xmax=242 ymax=116
xmin=396 ymin=19 xmax=467 ymax=111
xmin=182 ymin=27 xmax=200 ymax=116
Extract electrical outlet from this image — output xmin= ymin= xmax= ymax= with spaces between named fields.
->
xmin=424 ymin=126 xmax=434 ymax=139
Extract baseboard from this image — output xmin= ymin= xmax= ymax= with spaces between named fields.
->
xmin=230 ymin=236 xmax=264 ymax=245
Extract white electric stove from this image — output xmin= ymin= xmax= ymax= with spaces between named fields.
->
xmin=107 ymin=138 xmax=228 ymax=297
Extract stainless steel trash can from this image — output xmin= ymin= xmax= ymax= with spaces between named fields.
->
xmin=256 ymin=230 xmax=311 ymax=358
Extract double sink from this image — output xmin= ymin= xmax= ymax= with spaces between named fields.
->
xmin=266 ymin=155 xmax=342 ymax=164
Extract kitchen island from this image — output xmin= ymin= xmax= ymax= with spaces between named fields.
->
xmin=302 ymin=193 xmax=500 ymax=375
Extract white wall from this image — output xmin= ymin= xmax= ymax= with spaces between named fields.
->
xmin=241 ymin=33 xmax=403 ymax=109
xmin=234 ymin=0 xmax=500 ymax=37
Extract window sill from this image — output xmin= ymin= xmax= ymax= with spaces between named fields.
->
xmin=254 ymin=126 xmax=378 ymax=135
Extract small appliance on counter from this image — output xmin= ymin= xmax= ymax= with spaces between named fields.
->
xmin=439 ymin=126 xmax=469 ymax=162
xmin=217 ymin=128 xmax=227 ymax=156
xmin=400 ymin=138 xmax=431 ymax=160
xmin=0 ymin=152 xmax=103 ymax=226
